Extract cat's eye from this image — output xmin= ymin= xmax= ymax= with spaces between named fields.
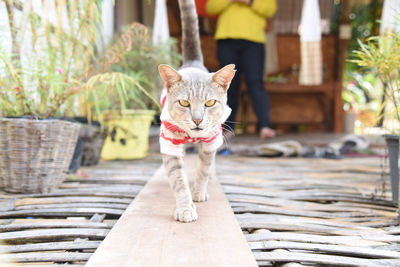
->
xmin=179 ymin=99 xmax=190 ymax=107
xmin=205 ymin=99 xmax=216 ymax=107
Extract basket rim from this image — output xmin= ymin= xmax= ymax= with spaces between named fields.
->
xmin=0 ymin=117 xmax=81 ymax=127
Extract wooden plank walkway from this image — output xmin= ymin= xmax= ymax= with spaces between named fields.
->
xmin=86 ymin=155 xmax=257 ymax=267
xmin=0 ymin=157 xmax=160 ymax=266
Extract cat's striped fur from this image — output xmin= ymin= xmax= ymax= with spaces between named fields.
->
xmin=158 ymin=0 xmax=235 ymax=222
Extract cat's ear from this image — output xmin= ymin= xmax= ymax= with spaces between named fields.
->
xmin=158 ymin=64 xmax=182 ymax=92
xmin=212 ymin=64 xmax=236 ymax=91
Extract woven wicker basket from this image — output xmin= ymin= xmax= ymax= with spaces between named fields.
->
xmin=0 ymin=118 xmax=81 ymax=193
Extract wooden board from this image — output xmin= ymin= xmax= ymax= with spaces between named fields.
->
xmin=86 ymin=155 xmax=257 ymax=267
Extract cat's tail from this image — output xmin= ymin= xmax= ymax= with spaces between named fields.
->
xmin=178 ymin=0 xmax=205 ymax=69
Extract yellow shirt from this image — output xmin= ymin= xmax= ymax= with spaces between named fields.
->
xmin=206 ymin=0 xmax=277 ymax=43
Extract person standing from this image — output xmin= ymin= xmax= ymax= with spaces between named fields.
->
xmin=206 ymin=0 xmax=277 ymax=138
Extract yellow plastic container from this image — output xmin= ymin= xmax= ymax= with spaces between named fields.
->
xmin=101 ymin=110 xmax=155 ymax=160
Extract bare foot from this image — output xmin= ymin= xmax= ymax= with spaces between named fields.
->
xmin=260 ymin=127 xmax=276 ymax=139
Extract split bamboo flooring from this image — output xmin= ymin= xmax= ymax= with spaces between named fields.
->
xmin=218 ymin=156 xmax=400 ymax=266
xmin=0 ymin=156 xmax=161 ymax=266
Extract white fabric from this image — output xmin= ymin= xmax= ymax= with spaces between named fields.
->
xmin=299 ymin=0 xmax=322 ymax=42
xmin=102 ymin=0 xmax=114 ymax=45
xmin=299 ymin=41 xmax=323 ymax=85
xmin=299 ymin=0 xmax=322 ymax=85
xmin=153 ymin=0 xmax=170 ymax=45
xmin=380 ymin=0 xmax=400 ymax=34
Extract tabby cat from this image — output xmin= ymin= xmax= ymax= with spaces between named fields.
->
xmin=158 ymin=0 xmax=236 ymax=222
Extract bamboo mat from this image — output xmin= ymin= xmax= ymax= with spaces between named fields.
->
xmin=1 ymin=151 xmax=399 ymax=266
xmin=217 ymin=156 xmax=400 ymax=266
xmin=0 ymin=157 xmax=161 ymax=266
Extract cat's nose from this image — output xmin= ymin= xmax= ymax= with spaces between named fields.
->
xmin=193 ymin=119 xmax=202 ymax=126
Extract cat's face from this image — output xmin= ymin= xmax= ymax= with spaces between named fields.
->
xmin=159 ymin=64 xmax=235 ymax=137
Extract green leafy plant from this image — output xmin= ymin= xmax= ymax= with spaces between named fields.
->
xmin=346 ymin=1 xmax=383 ymax=72
xmin=0 ymin=0 xmax=158 ymax=122
xmin=76 ymin=23 xmax=162 ymax=120
xmin=111 ymin=25 xmax=181 ymax=111
xmin=342 ymin=72 xmax=376 ymax=113
xmin=350 ymin=30 xmax=400 ymax=134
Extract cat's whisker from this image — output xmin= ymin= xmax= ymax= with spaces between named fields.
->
xmin=221 ymin=131 xmax=232 ymax=149
xmin=222 ymin=123 xmax=235 ymax=133
xmin=224 ymin=120 xmax=240 ymax=124
xmin=221 ymin=125 xmax=234 ymax=134
xmin=221 ymin=125 xmax=234 ymax=148
xmin=222 ymin=125 xmax=235 ymax=137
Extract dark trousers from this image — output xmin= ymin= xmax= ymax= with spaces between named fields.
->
xmin=217 ymin=39 xmax=271 ymax=131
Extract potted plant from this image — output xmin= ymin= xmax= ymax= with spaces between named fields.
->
xmin=98 ymin=26 xmax=181 ymax=160
xmin=67 ymin=23 xmax=162 ymax=170
xmin=351 ymin=29 xmax=400 ymax=204
xmin=0 ymin=1 xmax=154 ymax=192
xmin=111 ymin=25 xmax=181 ymax=111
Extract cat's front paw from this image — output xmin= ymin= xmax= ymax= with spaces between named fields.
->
xmin=192 ymin=190 xmax=209 ymax=202
xmin=174 ymin=204 xmax=198 ymax=223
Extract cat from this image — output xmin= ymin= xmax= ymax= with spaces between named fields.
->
xmin=158 ymin=0 xmax=236 ymax=223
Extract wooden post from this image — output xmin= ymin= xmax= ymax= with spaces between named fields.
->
xmin=334 ymin=0 xmax=351 ymax=133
